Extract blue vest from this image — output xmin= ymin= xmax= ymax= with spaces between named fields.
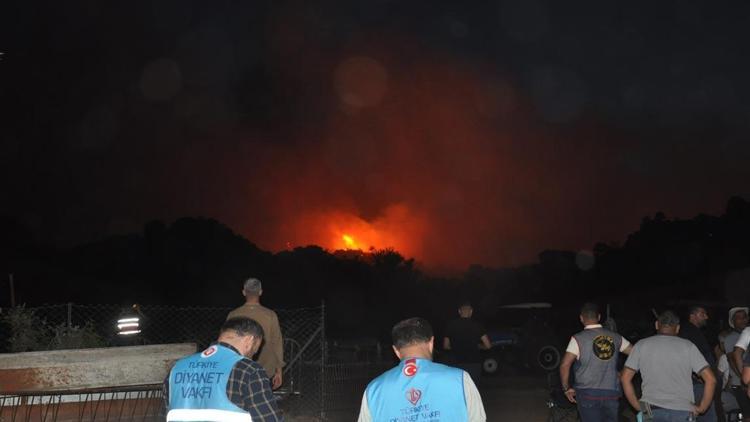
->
xmin=365 ymin=357 xmax=467 ymax=422
xmin=167 ymin=344 xmax=252 ymax=422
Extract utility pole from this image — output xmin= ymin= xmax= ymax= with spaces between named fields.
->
xmin=9 ymin=274 xmax=16 ymax=307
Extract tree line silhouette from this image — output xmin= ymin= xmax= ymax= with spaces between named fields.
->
xmin=2 ymin=196 xmax=750 ymax=339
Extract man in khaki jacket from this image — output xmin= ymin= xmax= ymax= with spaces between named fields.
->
xmin=227 ymin=277 xmax=285 ymax=389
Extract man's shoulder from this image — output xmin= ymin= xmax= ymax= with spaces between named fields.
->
xmin=638 ymin=334 xmax=693 ymax=348
xmin=227 ymin=305 xmax=246 ymax=317
xmin=234 ymin=357 xmax=268 ymax=377
xmin=366 ymin=364 xmax=400 ymax=390
xmin=599 ymin=329 xmax=623 ymax=342
xmin=633 ymin=334 xmax=657 ymax=348
xmin=678 ymin=323 xmax=701 ymax=338
xmin=726 ymin=331 xmax=740 ymax=342
xmin=448 ymin=317 xmax=481 ymax=330
xmin=445 ymin=318 xmax=460 ymax=327
xmin=575 ymin=327 xmax=619 ymax=337
xmin=366 ymin=361 xmax=462 ymax=391
xmin=254 ymin=305 xmax=279 ymax=321
xmin=228 ymin=304 xmax=277 ymax=318
xmin=426 ymin=360 xmax=464 ymax=375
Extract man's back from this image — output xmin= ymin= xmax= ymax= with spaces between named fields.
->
xmin=572 ymin=327 xmax=623 ymax=392
xmin=227 ymin=304 xmax=283 ymax=377
xmin=625 ymin=334 xmax=709 ymax=412
xmin=362 ymin=358 xmax=470 ymax=422
xmin=445 ymin=318 xmax=485 ymax=362
xmin=679 ymin=321 xmax=716 ymax=366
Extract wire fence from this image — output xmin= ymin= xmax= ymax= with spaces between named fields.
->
xmin=0 ymin=303 xmax=392 ymax=421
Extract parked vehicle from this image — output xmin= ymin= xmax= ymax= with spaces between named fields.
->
xmin=480 ymin=303 xmax=572 ymax=375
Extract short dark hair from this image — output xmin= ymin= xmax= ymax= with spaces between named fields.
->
xmin=580 ymin=302 xmax=600 ymax=320
xmin=221 ymin=317 xmax=264 ymax=339
xmin=658 ymin=310 xmax=680 ymax=327
xmin=391 ymin=317 xmax=433 ymax=349
xmin=688 ymin=305 xmax=706 ymax=316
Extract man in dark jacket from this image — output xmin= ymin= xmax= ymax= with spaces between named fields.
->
xmin=443 ymin=301 xmax=492 ymax=383
xmin=679 ymin=305 xmax=717 ymax=422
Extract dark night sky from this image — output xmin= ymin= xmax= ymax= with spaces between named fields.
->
xmin=3 ymin=0 xmax=750 ymax=269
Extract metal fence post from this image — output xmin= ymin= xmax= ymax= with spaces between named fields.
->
xmin=67 ymin=303 xmax=73 ymax=329
xmin=320 ymin=300 xmax=326 ymax=421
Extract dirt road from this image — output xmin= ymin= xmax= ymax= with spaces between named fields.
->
xmin=318 ymin=373 xmax=556 ymax=421
xmin=481 ymin=374 xmax=551 ymax=421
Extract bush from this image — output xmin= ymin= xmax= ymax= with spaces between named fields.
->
xmin=2 ymin=306 xmax=106 ymax=352
xmin=2 ymin=305 xmax=51 ymax=352
xmin=50 ymin=321 xmax=106 ymax=350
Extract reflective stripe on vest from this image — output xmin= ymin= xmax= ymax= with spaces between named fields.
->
xmin=365 ymin=357 xmax=467 ymax=422
xmin=167 ymin=344 xmax=251 ymax=421
xmin=166 ymin=409 xmax=253 ymax=422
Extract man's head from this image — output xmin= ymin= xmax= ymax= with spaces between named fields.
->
xmin=458 ymin=301 xmax=473 ymax=319
xmin=391 ymin=317 xmax=434 ymax=360
xmin=242 ymin=277 xmax=263 ymax=298
xmin=655 ymin=310 xmax=681 ymax=335
xmin=579 ymin=302 xmax=601 ymax=325
xmin=688 ymin=305 xmax=709 ymax=328
xmin=218 ymin=317 xmax=265 ymax=357
xmin=729 ymin=307 xmax=749 ymax=331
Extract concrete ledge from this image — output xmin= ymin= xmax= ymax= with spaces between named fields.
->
xmin=0 ymin=343 xmax=196 ymax=392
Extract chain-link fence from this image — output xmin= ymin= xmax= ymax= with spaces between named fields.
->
xmin=321 ymin=361 xmax=394 ymax=421
xmin=0 ymin=303 xmax=330 ymax=420
xmin=0 ymin=303 xmax=398 ymax=420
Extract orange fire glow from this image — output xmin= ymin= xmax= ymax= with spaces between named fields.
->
xmin=228 ymin=46 xmax=620 ymax=270
xmin=274 ymin=205 xmax=428 ymax=259
xmin=341 ymin=234 xmax=359 ymax=249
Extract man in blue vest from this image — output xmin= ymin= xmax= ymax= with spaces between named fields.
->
xmin=164 ymin=317 xmax=282 ymax=421
xmin=357 ymin=317 xmax=487 ymax=422
xmin=559 ymin=302 xmax=632 ymax=422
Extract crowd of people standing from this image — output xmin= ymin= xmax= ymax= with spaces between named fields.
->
xmin=561 ymin=302 xmax=750 ymax=422
xmin=160 ymin=273 xmax=750 ymax=422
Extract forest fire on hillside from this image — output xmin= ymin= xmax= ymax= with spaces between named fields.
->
xmin=279 ymin=205 xmax=426 ymax=258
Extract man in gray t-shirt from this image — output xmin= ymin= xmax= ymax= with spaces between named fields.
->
xmin=622 ymin=311 xmax=716 ymax=421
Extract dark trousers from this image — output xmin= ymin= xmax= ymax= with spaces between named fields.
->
xmin=649 ymin=408 xmax=694 ymax=421
xmin=577 ymin=396 xmax=618 ymax=422
xmin=694 ymin=383 xmax=717 ymax=422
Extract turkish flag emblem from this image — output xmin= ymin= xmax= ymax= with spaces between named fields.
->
xmin=406 ymin=388 xmax=422 ymax=406
xmin=403 ymin=358 xmax=418 ymax=377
